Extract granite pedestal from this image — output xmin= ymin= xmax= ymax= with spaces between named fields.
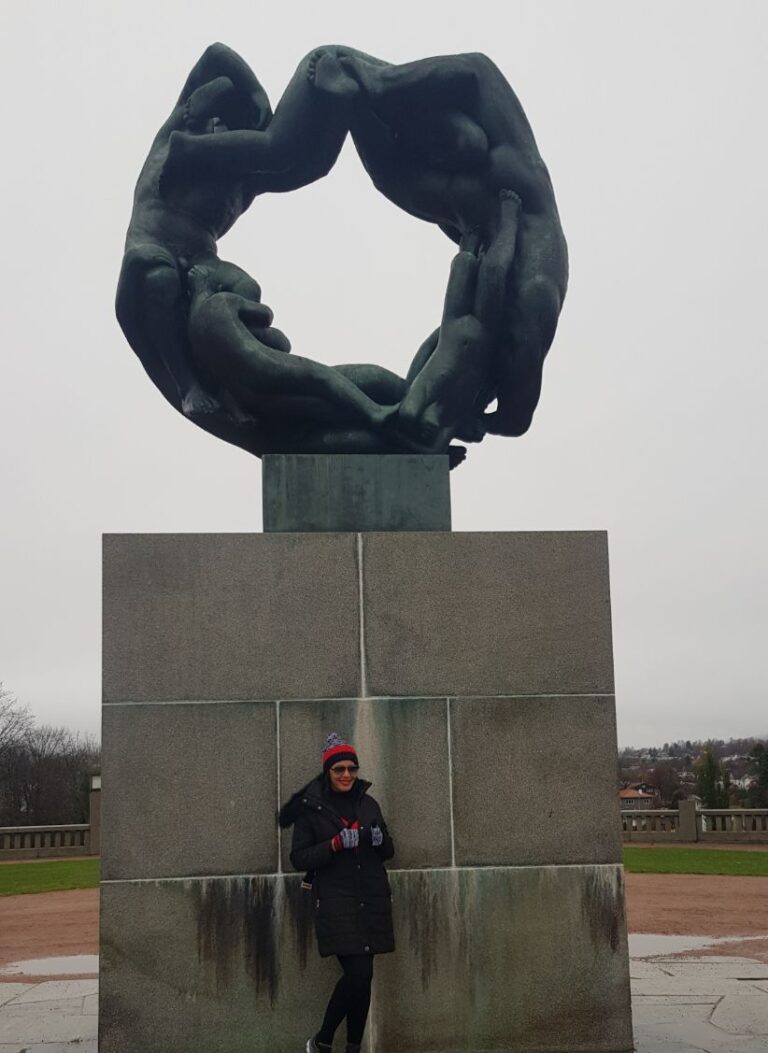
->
xmin=100 ymin=458 xmax=633 ymax=1052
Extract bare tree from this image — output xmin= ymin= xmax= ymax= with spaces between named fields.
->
xmin=0 ymin=683 xmax=32 ymax=760
xmin=0 ymin=684 xmax=100 ymax=825
xmin=8 ymin=725 xmax=99 ymax=826
xmin=646 ymin=762 xmax=681 ymax=807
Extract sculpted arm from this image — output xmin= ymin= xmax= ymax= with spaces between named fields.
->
xmin=398 ymin=246 xmax=492 ymax=448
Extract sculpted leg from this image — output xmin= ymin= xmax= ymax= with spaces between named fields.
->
xmin=116 ymin=246 xmax=219 ymax=418
xmin=340 ymin=51 xmax=479 ymax=106
xmin=306 ymin=48 xmax=360 ymax=100
xmin=163 ymin=47 xmax=359 ymax=190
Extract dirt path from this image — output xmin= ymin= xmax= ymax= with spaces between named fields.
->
xmin=0 ymin=889 xmax=98 ymax=978
xmin=625 ymin=873 xmax=768 ymax=963
xmin=625 ymin=873 xmax=768 ymax=936
xmin=1 ymin=874 xmax=767 ymax=974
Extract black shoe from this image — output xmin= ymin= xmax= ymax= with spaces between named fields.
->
xmin=305 ymin=1038 xmax=332 ymax=1053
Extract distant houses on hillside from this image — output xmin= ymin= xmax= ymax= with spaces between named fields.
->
xmin=617 ymin=737 xmax=765 ymax=808
xmin=618 ymin=787 xmax=658 ymax=810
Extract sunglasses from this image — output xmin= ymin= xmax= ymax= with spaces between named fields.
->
xmin=330 ymin=764 xmax=359 ymax=775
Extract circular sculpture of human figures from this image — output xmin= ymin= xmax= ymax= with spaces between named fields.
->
xmin=117 ymin=44 xmax=568 ymax=468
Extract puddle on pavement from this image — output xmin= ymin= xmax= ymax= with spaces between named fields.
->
xmin=630 ymin=933 xmax=768 ymax=958
xmin=629 ymin=934 xmax=728 ymax=957
xmin=0 ymin=954 xmax=99 ymax=976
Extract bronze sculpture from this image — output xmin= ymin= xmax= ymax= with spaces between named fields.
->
xmin=117 ymin=45 xmax=568 ymax=467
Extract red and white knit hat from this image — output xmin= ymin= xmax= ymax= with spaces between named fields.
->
xmin=322 ymin=731 xmax=359 ymax=773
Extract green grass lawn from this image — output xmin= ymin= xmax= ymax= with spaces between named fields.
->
xmin=0 ymin=858 xmax=100 ymax=896
xmin=624 ymin=845 xmax=768 ymax=877
xmin=1 ymin=849 xmax=766 ymax=894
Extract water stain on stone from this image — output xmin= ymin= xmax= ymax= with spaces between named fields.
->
xmin=195 ymin=879 xmax=241 ymax=993
xmin=403 ymin=870 xmax=442 ymax=989
xmin=243 ymin=876 xmax=279 ymax=1005
xmin=195 ymin=876 xmax=281 ymax=1005
xmin=581 ymin=867 xmax=623 ymax=953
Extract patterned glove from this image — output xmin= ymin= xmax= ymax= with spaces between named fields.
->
xmin=371 ymin=825 xmax=384 ymax=848
xmin=331 ymin=827 xmax=359 ymax=851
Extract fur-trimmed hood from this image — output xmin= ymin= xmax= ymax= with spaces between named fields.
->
xmin=277 ymin=773 xmax=372 ymax=828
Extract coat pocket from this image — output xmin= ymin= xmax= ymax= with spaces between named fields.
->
xmin=365 ymin=894 xmax=393 ymax=938
xmin=315 ymin=896 xmax=359 ymax=943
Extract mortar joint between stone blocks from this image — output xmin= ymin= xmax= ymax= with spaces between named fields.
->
xmin=276 ymin=699 xmax=282 ymax=874
xmin=446 ymin=696 xmax=456 ymax=868
xmin=356 ymin=532 xmax=369 ymax=699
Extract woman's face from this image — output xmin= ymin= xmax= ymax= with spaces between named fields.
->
xmin=328 ymin=760 xmax=359 ymax=792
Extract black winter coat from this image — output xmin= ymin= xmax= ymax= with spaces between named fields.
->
xmin=279 ymin=774 xmax=395 ymax=957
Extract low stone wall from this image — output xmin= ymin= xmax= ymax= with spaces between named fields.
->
xmin=0 ymin=824 xmax=92 ymax=860
xmin=622 ymin=804 xmax=768 ymax=844
xmin=699 ymin=808 xmax=768 ymax=842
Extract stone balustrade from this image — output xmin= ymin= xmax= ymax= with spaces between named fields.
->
xmin=0 ymin=823 xmax=92 ymax=860
xmin=699 ymin=808 xmax=768 ymax=841
xmin=4 ymin=805 xmax=766 ymax=862
xmin=621 ymin=809 xmax=679 ymax=839
xmin=622 ymin=803 xmax=768 ymax=843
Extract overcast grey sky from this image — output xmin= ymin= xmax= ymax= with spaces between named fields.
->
xmin=1 ymin=2 xmax=766 ymax=747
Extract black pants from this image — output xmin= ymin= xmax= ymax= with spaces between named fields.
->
xmin=317 ymin=953 xmax=374 ymax=1047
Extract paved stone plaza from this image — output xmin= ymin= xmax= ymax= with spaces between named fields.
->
xmin=1 ymin=940 xmax=767 ymax=1052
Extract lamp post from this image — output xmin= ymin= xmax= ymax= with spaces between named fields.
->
xmin=89 ymin=770 xmax=101 ymax=855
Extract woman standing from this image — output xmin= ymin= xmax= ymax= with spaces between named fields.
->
xmin=279 ymin=732 xmax=395 ymax=1053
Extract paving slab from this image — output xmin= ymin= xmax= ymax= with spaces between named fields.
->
xmin=629 ymin=959 xmax=677 ymax=980
xmin=633 ymin=995 xmax=718 ymax=1005
xmin=631 ymin=1000 xmax=716 ymax=1026
xmin=0 ymin=1010 xmax=95 ymax=1045
xmin=651 ymin=956 xmax=768 ymax=973
xmin=0 ymin=988 xmax=35 ymax=1011
xmin=635 ymin=1041 xmax=768 ymax=1053
xmin=19 ymin=1045 xmax=98 ymax=1053
xmin=631 ymin=974 xmax=732 ymax=997
xmin=710 ymin=985 xmax=768 ymax=1035
xmin=636 ymin=1023 xmax=768 ymax=1053
xmin=0 ymin=1000 xmax=84 ymax=1019
xmin=632 ymin=954 xmax=768 ymax=1053
xmin=0 ymin=948 xmax=765 ymax=1052
xmin=9 ymin=982 xmax=97 ymax=1005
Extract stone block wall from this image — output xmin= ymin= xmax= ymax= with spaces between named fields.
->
xmin=101 ymin=531 xmax=633 ymax=1053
